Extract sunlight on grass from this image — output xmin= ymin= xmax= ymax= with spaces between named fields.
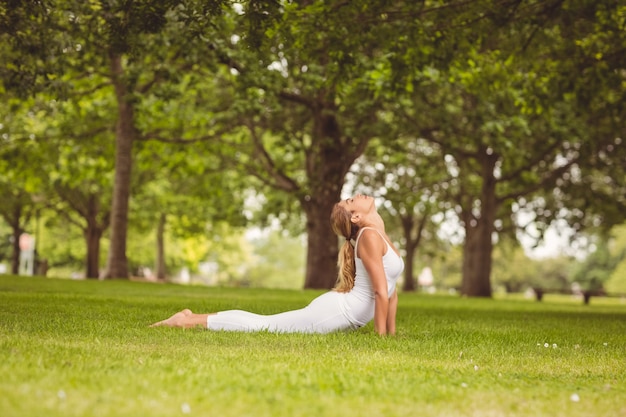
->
xmin=1 ymin=275 xmax=624 ymax=417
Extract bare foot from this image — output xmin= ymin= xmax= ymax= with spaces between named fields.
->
xmin=150 ymin=309 xmax=193 ymax=327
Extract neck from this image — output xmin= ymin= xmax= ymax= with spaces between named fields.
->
xmin=360 ymin=213 xmax=385 ymax=232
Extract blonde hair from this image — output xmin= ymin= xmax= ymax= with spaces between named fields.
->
xmin=330 ymin=203 xmax=359 ymax=292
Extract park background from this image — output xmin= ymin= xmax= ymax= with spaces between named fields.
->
xmin=2 ymin=3 xmax=626 ymax=417
xmin=2 ymin=1 xmax=626 ymax=297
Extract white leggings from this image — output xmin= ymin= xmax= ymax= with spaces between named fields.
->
xmin=206 ymin=291 xmax=365 ymax=334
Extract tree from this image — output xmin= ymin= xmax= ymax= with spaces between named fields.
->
xmin=490 ymin=240 xmax=573 ymax=300
xmin=93 ymin=0 xmax=191 ymax=278
xmin=0 ymin=188 xmax=36 ymax=274
xmin=605 ymin=224 xmax=626 ymax=295
xmin=130 ymin=138 xmax=248 ymax=280
xmin=572 ymin=236 xmax=623 ymax=304
xmin=0 ymin=99 xmax=44 ymax=274
xmin=530 ymin=256 xmax=574 ymax=301
xmin=26 ymin=82 xmax=118 ymax=278
xmin=4 ymin=0 xmax=624 ymax=293
xmin=211 ymin=1 xmax=417 ymax=288
xmin=3 ymin=0 xmax=241 ymax=278
xmin=2 ymin=1 xmax=273 ymax=281
xmin=491 ymin=242 xmax=539 ymax=294
xmin=389 ymin=1 xmax=626 ymax=297
xmin=0 ymin=47 xmax=120 ymax=279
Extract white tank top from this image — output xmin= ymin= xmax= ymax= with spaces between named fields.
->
xmin=352 ymin=227 xmax=404 ymax=298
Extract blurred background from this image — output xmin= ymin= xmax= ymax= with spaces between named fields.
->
xmin=1 ymin=0 xmax=625 ymax=301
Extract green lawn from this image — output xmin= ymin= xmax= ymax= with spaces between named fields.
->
xmin=1 ymin=275 xmax=624 ymax=417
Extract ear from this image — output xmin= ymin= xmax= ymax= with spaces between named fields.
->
xmin=350 ymin=213 xmax=360 ymax=224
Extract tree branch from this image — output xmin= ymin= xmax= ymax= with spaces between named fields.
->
xmin=497 ymin=156 xmax=578 ymax=203
xmin=497 ymin=138 xmax=563 ymax=183
xmin=245 ymin=121 xmax=300 ymax=193
xmin=278 ymin=91 xmax=315 ymax=109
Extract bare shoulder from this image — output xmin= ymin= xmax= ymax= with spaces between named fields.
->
xmin=359 ymin=227 xmax=382 ymax=239
xmin=356 ymin=228 xmax=386 ymax=257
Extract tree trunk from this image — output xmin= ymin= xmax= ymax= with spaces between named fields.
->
xmin=84 ymin=222 xmax=102 ymax=279
xmin=84 ymin=195 xmax=105 ymax=279
xmin=402 ymin=247 xmax=416 ymax=291
xmin=402 ymin=216 xmax=417 ymax=292
xmin=155 ymin=213 xmax=167 ymax=280
xmin=460 ymin=151 xmax=498 ymax=297
xmin=102 ymin=53 xmax=135 ymax=279
xmin=461 ymin=219 xmax=494 ymax=297
xmin=10 ymin=222 xmax=21 ymax=275
xmin=302 ymin=193 xmax=341 ymax=289
xmin=300 ymin=106 xmax=363 ymax=289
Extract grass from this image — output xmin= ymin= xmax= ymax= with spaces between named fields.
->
xmin=0 ymin=275 xmax=625 ymax=417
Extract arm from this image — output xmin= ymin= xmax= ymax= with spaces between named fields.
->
xmin=357 ymin=230 xmax=389 ymax=335
xmin=386 ymin=290 xmax=398 ymax=335
xmin=373 ymin=285 xmax=389 ymax=335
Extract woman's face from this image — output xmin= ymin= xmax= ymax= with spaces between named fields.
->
xmin=338 ymin=194 xmax=375 ymax=216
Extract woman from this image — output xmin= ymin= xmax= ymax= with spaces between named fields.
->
xmin=150 ymin=194 xmax=404 ymax=335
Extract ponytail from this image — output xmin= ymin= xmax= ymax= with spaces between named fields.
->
xmin=330 ymin=203 xmax=358 ymax=292
xmin=335 ymin=239 xmax=356 ymax=292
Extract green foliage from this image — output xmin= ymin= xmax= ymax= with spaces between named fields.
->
xmin=371 ymin=0 xmax=626 ymax=296
xmin=0 ymin=218 xmax=10 ymax=265
xmin=1 ymin=276 xmax=625 ymax=417
xmin=532 ymin=256 xmax=576 ymax=293
xmin=0 ymin=0 xmax=55 ymax=96
xmin=2 ymin=0 xmax=625 ymax=292
xmin=491 ymin=243 xmax=540 ymax=293
xmin=572 ymin=238 xmax=622 ymax=292
xmin=37 ymin=212 xmax=88 ymax=276
xmin=422 ymin=243 xmax=464 ymax=291
xmin=244 ymin=229 xmax=306 ymax=289
xmin=184 ymin=222 xmax=253 ymax=284
xmin=124 ymin=221 xmax=255 ymax=283
xmin=606 ymin=260 xmax=626 ymax=295
xmin=491 ymin=242 xmax=574 ymax=294
xmin=606 ymin=224 xmax=626 ymax=294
